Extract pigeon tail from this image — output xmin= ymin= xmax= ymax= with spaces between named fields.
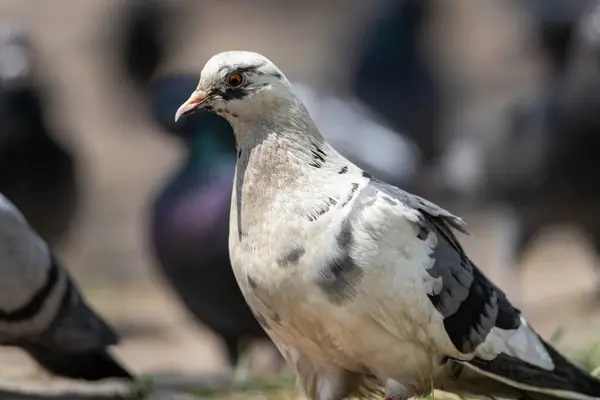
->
xmin=38 ymin=258 xmax=120 ymax=353
xmin=453 ymin=336 xmax=600 ymax=400
xmin=21 ymin=344 xmax=133 ymax=381
xmin=18 ymin=258 xmax=133 ymax=381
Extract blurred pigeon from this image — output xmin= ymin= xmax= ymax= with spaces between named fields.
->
xmin=522 ymin=0 xmax=594 ymax=77
xmin=115 ymin=0 xmax=166 ymax=91
xmin=293 ymin=83 xmax=419 ymax=189
xmin=0 ymin=25 xmax=78 ymax=248
xmin=482 ymin=0 xmax=600 ymax=298
xmin=174 ymin=51 xmax=600 ymax=400
xmin=148 ymin=74 xmax=274 ymax=368
xmin=350 ymin=0 xmax=441 ymax=165
xmin=0 ymin=192 xmax=132 ymax=381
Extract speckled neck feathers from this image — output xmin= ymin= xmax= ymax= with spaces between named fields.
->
xmin=232 ymin=95 xmax=350 ymax=185
xmin=231 ymin=95 xmax=355 ymax=220
xmin=230 ymin=94 xmax=361 ymax=248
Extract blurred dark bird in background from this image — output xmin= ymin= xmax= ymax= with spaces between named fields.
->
xmin=0 ymin=24 xmax=79 ymax=249
xmin=114 ymin=0 xmax=282 ymax=373
xmin=148 ymin=84 xmax=268 ymax=368
xmin=350 ymin=0 xmax=441 ymax=167
xmin=0 ymin=193 xmax=132 ymax=382
xmin=293 ymin=82 xmax=419 ymax=189
xmin=483 ymin=0 xmax=600 ymax=299
xmin=116 ymin=0 xmax=166 ymax=93
xmin=522 ymin=0 xmax=595 ymax=78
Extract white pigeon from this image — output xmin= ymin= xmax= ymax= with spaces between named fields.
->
xmin=0 ymin=192 xmax=132 ymax=381
xmin=174 ymin=51 xmax=600 ymax=400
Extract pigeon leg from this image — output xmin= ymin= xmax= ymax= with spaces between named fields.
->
xmin=223 ymin=335 xmax=240 ymax=367
xmin=233 ymin=349 xmax=251 ymax=383
xmin=223 ymin=335 xmax=251 ymax=383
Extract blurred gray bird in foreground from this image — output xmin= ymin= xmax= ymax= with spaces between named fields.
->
xmin=0 ymin=24 xmax=79 ymax=249
xmin=0 ymin=193 xmax=132 ymax=381
xmin=174 ymin=51 xmax=600 ymax=400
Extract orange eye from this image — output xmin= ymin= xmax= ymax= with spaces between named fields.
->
xmin=227 ymin=72 xmax=244 ymax=88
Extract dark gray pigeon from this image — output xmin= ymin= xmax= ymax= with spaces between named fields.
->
xmin=149 ymin=76 xmax=273 ymax=367
xmin=480 ymin=0 xmax=600 ymax=298
xmin=0 ymin=192 xmax=132 ymax=381
xmin=350 ymin=0 xmax=441 ymax=166
xmin=0 ymin=24 xmax=79 ymax=249
xmin=522 ymin=0 xmax=594 ymax=77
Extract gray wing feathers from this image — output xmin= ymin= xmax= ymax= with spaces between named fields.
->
xmin=368 ymin=178 xmax=473 ymax=318
xmin=369 ymin=179 xmax=469 ymax=235
xmin=426 ymin=231 xmax=474 ymax=317
xmin=366 ymin=178 xmax=520 ymax=355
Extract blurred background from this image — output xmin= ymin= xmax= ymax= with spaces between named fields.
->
xmin=2 ymin=0 xmax=600 ymax=398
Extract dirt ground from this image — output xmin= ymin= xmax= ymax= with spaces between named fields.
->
xmin=0 ymin=1 xmax=599 ymax=399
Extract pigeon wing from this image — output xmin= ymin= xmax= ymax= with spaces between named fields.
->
xmin=348 ymin=179 xmax=600 ymax=398
xmin=348 ymin=179 xmax=553 ymax=367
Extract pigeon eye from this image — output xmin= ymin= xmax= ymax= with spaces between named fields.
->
xmin=227 ymin=72 xmax=244 ymax=88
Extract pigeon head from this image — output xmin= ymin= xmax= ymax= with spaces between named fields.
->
xmin=174 ymin=51 xmax=297 ymax=124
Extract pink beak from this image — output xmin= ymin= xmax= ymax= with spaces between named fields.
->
xmin=174 ymin=89 xmax=209 ymax=122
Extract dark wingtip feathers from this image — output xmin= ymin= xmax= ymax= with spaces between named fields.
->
xmin=366 ymin=175 xmax=470 ymax=236
xmin=468 ymin=336 xmax=600 ymax=399
xmin=447 ymin=217 xmax=470 ymax=236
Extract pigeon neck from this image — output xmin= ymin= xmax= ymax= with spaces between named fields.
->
xmin=229 ymin=99 xmax=324 ymax=152
xmin=233 ymin=107 xmax=349 ymax=195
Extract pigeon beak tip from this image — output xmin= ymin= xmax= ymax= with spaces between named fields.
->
xmin=175 ymin=90 xmax=209 ymax=122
